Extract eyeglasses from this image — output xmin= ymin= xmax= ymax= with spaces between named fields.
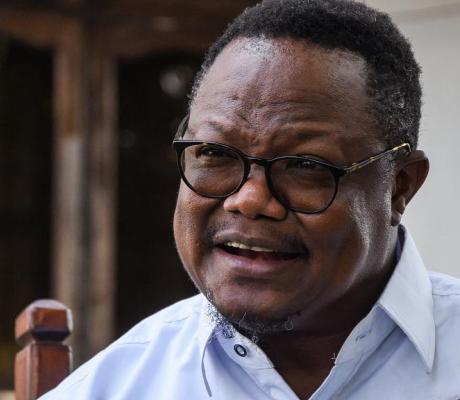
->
xmin=173 ymin=117 xmax=411 ymax=214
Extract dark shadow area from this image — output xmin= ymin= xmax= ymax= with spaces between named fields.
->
xmin=0 ymin=37 xmax=53 ymax=389
xmin=116 ymin=51 xmax=201 ymax=336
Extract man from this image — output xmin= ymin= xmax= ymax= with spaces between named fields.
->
xmin=42 ymin=0 xmax=460 ymax=399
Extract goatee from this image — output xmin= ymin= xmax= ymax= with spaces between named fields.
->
xmin=205 ymin=291 xmax=295 ymax=344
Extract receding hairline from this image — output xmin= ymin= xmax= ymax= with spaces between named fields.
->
xmin=192 ymin=36 xmax=371 ymax=103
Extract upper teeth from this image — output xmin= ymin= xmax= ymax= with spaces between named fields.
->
xmin=224 ymin=242 xmax=275 ymax=253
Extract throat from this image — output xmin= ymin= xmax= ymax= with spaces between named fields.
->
xmin=258 ymin=330 xmax=349 ymax=371
xmin=259 ymin=332 xmax=345 ymax=399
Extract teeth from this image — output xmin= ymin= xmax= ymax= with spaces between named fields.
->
xmin=224 ymin=242 xmax=275 ymax=253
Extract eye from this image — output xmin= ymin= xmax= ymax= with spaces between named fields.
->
xmin=196 ymin=145 xmax=228 ymax=158
xmin=195 ymin=144 xmax=239 ymax=161
xmin=286 ymin=158 xmax=322 ymax=170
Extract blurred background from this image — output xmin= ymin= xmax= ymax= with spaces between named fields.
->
xmin=0 ymin=0 xmax=458 ymax=394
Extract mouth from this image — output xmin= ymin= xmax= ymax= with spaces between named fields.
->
xmin=218 ymin=241 xmax=300 ymax=261
xmin=211 ymin=232 xmax=307 ymax=279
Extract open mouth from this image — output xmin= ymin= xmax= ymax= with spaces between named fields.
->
xmin=218 ymin=242 xmax=300 ymax=261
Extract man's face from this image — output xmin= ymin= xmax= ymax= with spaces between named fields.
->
xmin=174 ymin=38 xmax=398 ymax=331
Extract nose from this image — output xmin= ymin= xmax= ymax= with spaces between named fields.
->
xmin=223 ymin=165 xmax=287 ymax=220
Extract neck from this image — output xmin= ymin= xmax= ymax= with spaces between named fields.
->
xmin=258 ymin=328 xmax=354 ymax=399
xmin=261 ymin=329 xmax=349 ymax=369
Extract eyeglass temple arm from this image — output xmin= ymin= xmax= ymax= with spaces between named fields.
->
xmin=174 ymin=115 xmax=190 ymax=140
xmin=344 ymin=143 xmax=412 ymax=174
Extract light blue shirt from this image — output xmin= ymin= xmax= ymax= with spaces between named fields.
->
xmin=41 ymin=229 xmax=460 ymax=399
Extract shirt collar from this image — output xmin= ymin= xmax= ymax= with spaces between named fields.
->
xmin=377 ymin=226 xmax=435 ymax=372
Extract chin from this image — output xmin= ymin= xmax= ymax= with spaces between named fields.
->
xmin=204 ymin=284 xmax=299 ymax=340
xmin=209 ymin=281 xmax=282 ymax=314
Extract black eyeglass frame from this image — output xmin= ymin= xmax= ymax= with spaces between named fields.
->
xmin=172 ymin=116 xmax=411 ymax=214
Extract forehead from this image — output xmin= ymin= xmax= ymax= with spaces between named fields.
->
xmin=190 ymin=38 xmax=381 ymax=157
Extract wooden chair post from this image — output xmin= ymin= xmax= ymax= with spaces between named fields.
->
xmin=15 ymin=300 xmax=73 ymax=400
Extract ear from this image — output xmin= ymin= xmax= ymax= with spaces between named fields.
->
xmin=391 ymin=150 xmax=429 ymax=226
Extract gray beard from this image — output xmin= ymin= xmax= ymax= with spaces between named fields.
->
xmin=205 ymin=292 xmax=295 ymax=344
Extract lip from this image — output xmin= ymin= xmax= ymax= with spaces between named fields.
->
xmin=211 ymin=231 xmax=308 ymax=279
xmin=213 ymin=247 xmax=305 ymax=280
xmin=213 ymin=231 xmax=306 ymax=254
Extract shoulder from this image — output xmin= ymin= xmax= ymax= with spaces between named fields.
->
xmin=429 ymin=271 xmax=460 ymax=323
xmin=429 ymin=272 xmax=460 ymax=358
xmin=39 ymin=294 xmax=204 ymax=399
xmin=425 ymin=272 xmax=460 ymax=388
xmin=429 ymin=271 xmax=460 ymax=297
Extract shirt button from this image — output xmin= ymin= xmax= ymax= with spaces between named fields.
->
xmin=234 ymin=344 xmax=248 ymax=357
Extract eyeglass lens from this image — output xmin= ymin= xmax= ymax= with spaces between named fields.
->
xmin=180 ymin=143 xmax=337 ymax=213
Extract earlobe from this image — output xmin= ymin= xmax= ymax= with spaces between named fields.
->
xmin=391 ymin=193 xmax=406 ymax=226
xmin=391 ymin=150 xmax=429 ymax=226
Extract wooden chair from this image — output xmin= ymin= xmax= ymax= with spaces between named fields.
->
xmin=15 ymin=300 xmax=73 ymax=400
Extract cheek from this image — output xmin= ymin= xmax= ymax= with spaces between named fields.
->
xmin=349 ymin=173 xmax=394 ymax=247
xmin=174 ymin=187 xmax=199 ymax=270
xmin=173 ymin=185 xmax=217 ymax=280
xmin=300 ymin=207 xmax=362 ymax=287
xmin=301 ymin=184 xmax=393 ymax=286
xmin=353 ymin=190 xmax=392 ymax=241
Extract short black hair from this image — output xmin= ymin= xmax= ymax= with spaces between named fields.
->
xmin=190 ymin=0 xmax=422 ymax=150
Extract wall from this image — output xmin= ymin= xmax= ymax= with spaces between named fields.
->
xmin=363 ymin=0 xmax=460 ymax=277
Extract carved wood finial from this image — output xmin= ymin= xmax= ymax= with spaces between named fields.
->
xmin=15 ymin=300 xmax=73 ymax=400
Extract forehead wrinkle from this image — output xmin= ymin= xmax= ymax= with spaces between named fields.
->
xmin=191 ymin=98 xmax=347 ymax=143
xmin=249 ymin=101 xmax=346 ymax=129
xmin=187 ymin=119 xmax=260 ymax=143
xmin=188 ymin=115 xmax=341 ymax=153
xmin=213 ymin=88 xmax=351 ymax=138
xmin=187 ymin=113 xmax=252 ymax=137
xmin=205 ymin=58 xmax=368 ymax=134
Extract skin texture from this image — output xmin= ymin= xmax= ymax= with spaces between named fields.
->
xmin=173 ymin=38 xmax=429 ymax=398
